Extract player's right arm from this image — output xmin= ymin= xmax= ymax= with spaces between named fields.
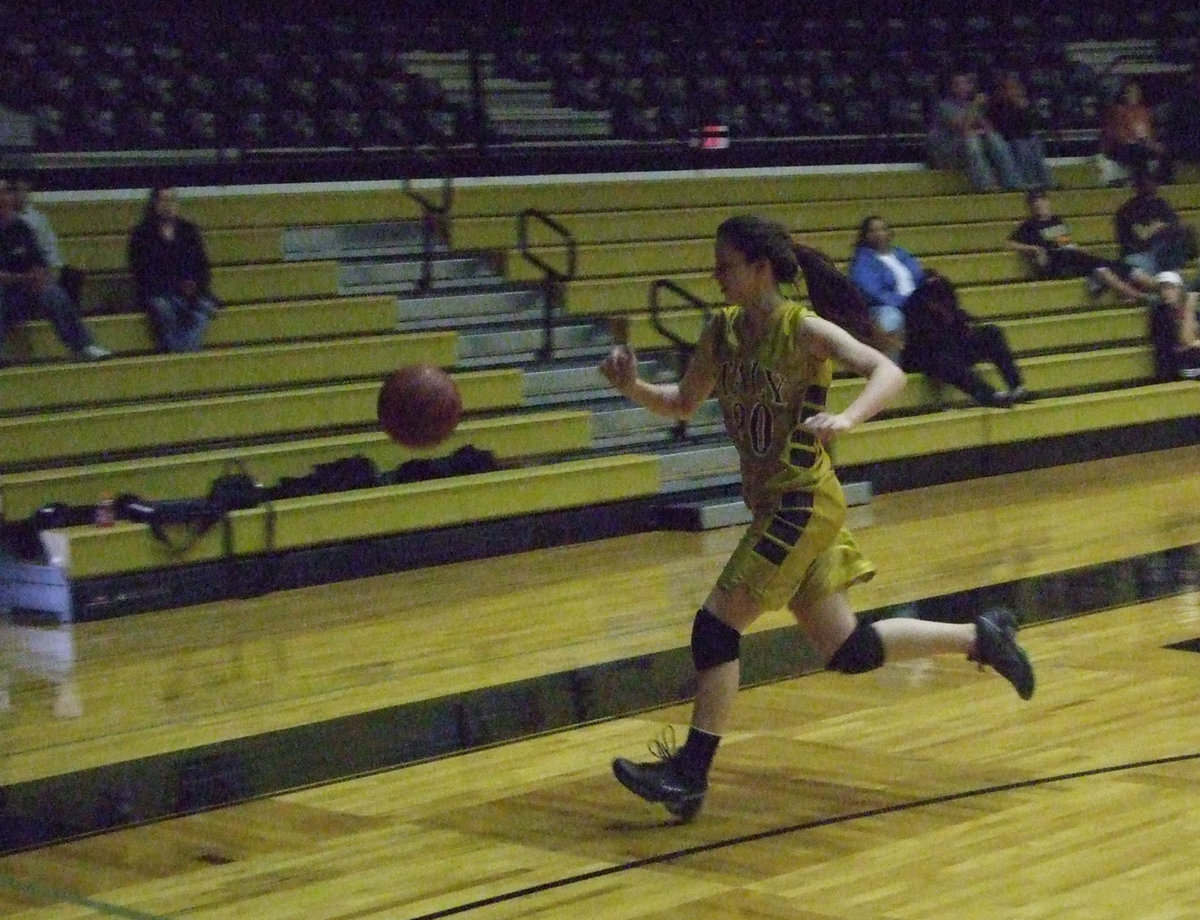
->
xmin=600 ymin=344 xmax=716 ymax=421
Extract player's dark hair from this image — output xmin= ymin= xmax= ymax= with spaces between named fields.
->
xmin=790 ymin=243 xmax=882 ymax=348
xmin=716 ymin=214 xmax=799 ymax=284
xmin=716 ymin=214 xmax=883 ymax=348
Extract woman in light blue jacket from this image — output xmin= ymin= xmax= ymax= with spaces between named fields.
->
xmin=847 ymin=214 xmax=1026 ymax=408
xmin=847 ymin=215 xmax=925 ymax=335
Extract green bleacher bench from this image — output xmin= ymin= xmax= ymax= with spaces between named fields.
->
xmin=40 ymin=189 xmax=423 ymax=237
xmin=452 ymin=175 xmax=1200 ymax=250
xmin=63 ymin=227 xmax=285 ymax=273
xmin=39 ymin=454 xmax=661 ymax=578
xmin=832 ymin=380 xmax=1200 ymax=466
xmin=612 ymin=305 xmax=1147 ymax=355
xmin=0 ymin=369 xmax=524 ymax=469
xmin=0 ymin=332 xmax=457 ymax=414
xmin=7 ymin=295 xmax=399 ymax=361
xmin=79 ymin=261 xmax=341 ymax=313
xmin=1 ymin=410 xmax=594 ymax=520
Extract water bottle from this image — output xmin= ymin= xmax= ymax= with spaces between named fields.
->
xmin=95 ymin=492 xmax=115 ymax=527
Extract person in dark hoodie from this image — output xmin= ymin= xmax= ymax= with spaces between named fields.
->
xmin=128 ymin=186 xmax=219 ymax=352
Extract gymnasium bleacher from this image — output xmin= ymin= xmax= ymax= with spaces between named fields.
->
xmin=3 ymin=159 xmax=1198 ymax=622
xmin=0 ymin=5 xmax=1197 ymax=611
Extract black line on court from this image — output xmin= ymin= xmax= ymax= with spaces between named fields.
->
xmin=407 ymin=750 xmax=1200 ymax=920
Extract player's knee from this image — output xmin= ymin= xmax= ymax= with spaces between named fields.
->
xmin=825 ymin=622 xmax=885 ymax=674
xmin=691 ymin=607 xmax=741 ymax=672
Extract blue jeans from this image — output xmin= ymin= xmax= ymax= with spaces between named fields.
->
xmin=961 ymin=130 xmax=1026 ymax=191
xmin=0 ymin=281 xmax=94 ymax=353
xmin=147 ymin=294 xmax=217 ymax=352
xmin=1009 ymin=135 xmax=1054 ymax=188
xmin=870 ymin=303 xmax=906 ymax=335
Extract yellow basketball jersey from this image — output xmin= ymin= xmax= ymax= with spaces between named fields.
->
xmin=691 ymin=300 xmax=834 ymax=516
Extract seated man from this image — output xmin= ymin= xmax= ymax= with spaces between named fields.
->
xmin=849 ymin=215 xmax=1026 ymax=407
xmin=926 ymin=70 xmax=1025 ymax=192
xmin=0 ymin=177 xmax=110 ymax=364
xmin=128 ymin=186 xmax=219 ymax=353
xmin=13 ymin=171 xmax=86 ymax=307
xmin=1115 ymin=171 xmax=1197 ymax=289
xmin=1008 ymin=188 xmax=1143 ymax=300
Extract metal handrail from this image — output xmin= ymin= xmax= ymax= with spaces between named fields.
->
xmin=518 ymin=208 xmax=578 ymax=359
xmin=402 ymin=172 xmax=454 ymax=293
xmin=649 ymin=278 xmax=713 ymax=441
xmin=649 ymin=278 xmax=711 ymax=352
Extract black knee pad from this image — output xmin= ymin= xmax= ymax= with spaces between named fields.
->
xmin=826 ymin=622 xmax=885 ymax=674
xmin=691 ymin=608 xmax=741 ymax=671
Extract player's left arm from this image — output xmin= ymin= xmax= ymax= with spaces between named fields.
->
xmin=799 ymin=314 xmax=906 ymax=442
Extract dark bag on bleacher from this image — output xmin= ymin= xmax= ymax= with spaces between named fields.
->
xmin=117 ymin=494 xmax=223 ymax=552
xmin=117 ymin=460 xmax=265 ymax=554
xmin=207 ymin=460 xmax=264 ymax=511
xmin=389 ymin=445 xmax=500 ymax=484
xmin=266 ymin=455 xmax=380 ymax=500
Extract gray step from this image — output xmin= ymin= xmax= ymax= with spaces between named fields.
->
xmin=282 ymin=221 xmax=431 ymax=261
xmin=659 ymin=443 xmax=742 ymax=492
xmin=590 ymin=398 xmax=724 ymax=448
xmin=656 ymin=480 xmax=874 ymax=532
xmin=394 ymin=287 xmax=543 ymax=329
xmin=457 ymin=321 xmax=614 ymax=366
xmin=340 ymin=254 xmax=502 ymax=295
xmin=522 ymin=354 xmax=687 ymax=406
xmin=522 ymin=363 xmax=609 ymax=404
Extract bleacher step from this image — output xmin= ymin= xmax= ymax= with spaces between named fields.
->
xmin=656 ymin=480 xmax=874 ymax=531
xmin=339 ymin=253 xmax=502 ymax=294
xmin=522 ymin=355 xmax=683 ymax=406
xmin=282 ymin=221 xmax=431 ymax=260
xmin=457 ymin=321 xmax=614 ymax=365
xmin=394 ymin=287 xmax=543 ymax=328
xmin=590 ymin=399 xmax=724 ymax=448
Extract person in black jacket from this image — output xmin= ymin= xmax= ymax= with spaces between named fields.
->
xmin=900 ymin=271 xmax=1027 ymax=407
xmin=1009 ymin=188 xmax=1145 ymax=300
xmin=127 ymin=187 xmax=218 ymax=352
xmin=0 ymin=177 xmax=110 ymax=364
xmin=1114 ymin=172 xmax=1196 ymax=289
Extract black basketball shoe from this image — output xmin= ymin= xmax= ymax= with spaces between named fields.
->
xmin=971 ymin=608 xmax=1035 ymax=700
xmin=612 ymin=733 xmax=706 ymax=822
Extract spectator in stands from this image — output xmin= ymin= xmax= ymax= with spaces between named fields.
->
xmin=1150 ymin=270 xmax=1200 ymax=380
xmin=13 ymin=172 xmax=86 ymax=310
xmin=986 ymin=72 xmax=1055 ymax=189
xmin=1100 ymin=80 xmax=1174 ymax=185
xmin=128 ymin=187 xmax=218 ymax=353
xmin=1114 ymin=172 xmax=1197 ymax=289
xmin=849 ymin=215 xmax=1026 ymax=407
xmin=0 ymin=178 xmax=110 ymax=365
xmin=927 ymin=70 xmax=1025 ymax=192
xmin=1008 ymin=188 xmax=1143 ymax=301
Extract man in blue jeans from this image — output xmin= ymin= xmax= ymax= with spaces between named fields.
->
xmin=927 ymin=71 xmax=1026 ymax=192
xmin=0 ymin=178 xmax=110 ymax=364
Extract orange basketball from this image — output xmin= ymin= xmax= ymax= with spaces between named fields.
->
xmin=377 ymin=364 xmax=462 ymax=448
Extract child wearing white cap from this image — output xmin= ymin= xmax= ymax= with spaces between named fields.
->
xmin=1153 ymin=271 xmax=1200 ymax=379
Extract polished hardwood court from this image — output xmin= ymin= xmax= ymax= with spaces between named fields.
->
xmin=2 ymin=446 xmax=1200 ymax=918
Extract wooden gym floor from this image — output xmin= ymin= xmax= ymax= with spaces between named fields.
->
xmin=1 ymin=445 xmax=1200 ymax=918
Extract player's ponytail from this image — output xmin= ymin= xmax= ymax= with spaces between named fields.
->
xmin=790 ymin=242 xmax=884 ymax=349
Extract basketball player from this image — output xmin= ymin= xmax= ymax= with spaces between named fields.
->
xmin=601 ymin=215 xmax=1034 ymax=822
